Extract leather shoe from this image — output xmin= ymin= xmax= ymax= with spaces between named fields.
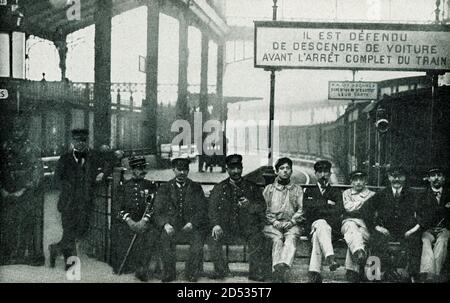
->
xmin=248 ymin=275 xmax=265 ymax=282
xmin=48 ymin=244 xmax=58 ymax=268
xmin=136 ymin=269 xmax=149 ymax=282
xmin=161 ymin=275 xmax=176 ymax=283
xmin=326 ymin=255 xmax=340 ymax=272
xmin=210 ymin=271 xmax=227 ymax=280
xmin=308 ymin=271 xmax=323 ymax=283
xmin=185 ymin=275 xmax=198 ymax=282
xmin=346 ymin=270 xmax=360 ymax=283
xmin=273 ymin=263 xmax=289 ymax=283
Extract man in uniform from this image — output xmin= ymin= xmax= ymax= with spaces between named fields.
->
xmin=263 ymin=157 xmax=305 ymax=282
xmin=417 ymin=167 xmax=450 ymax=282
xmin=153 ymin=157 xmax=208 ymax=282
xmin=304 ymin=160 xmax=343 ymax=283
xmin=114 ymin=156 xmax=158 ymax=281
xmin=49 ymin=128 xmax=112 ymax=270
xmin=0 ymin=114 xmax=44 ymax=266
xmin=341 ymin=170 xmax=375 ymax=282
xmin=364 ymin=166 xmax=422 ymax=282
xmin=208 ymin=154 xmax=271 ymax=281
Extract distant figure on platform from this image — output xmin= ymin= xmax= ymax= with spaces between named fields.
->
xmin=341 ymin=170 xmax=374 ymax=282
xmin=304 ymin=160 xmax=343 ymax=283
xmin=114 ymin=156 xmax=159 ymax=281
xmin=49 ymin=129 xmax=112 ymax=270
xmin=417 ymin=167 xmax=450 ymax=282
xmin=40 ymin=73 xmax=46 ymax=83
xmin=208 ymin=154 xmax=272 ymax=281
xmin=0 ymin=114 xmax=45 ymax=266
xmin=153 ymin=157 xmax=208 ymax=282
xmin=263 ymin=157 xmax=305 ymax=282
xmin=364 ymin=166 xmax=422 ymax=282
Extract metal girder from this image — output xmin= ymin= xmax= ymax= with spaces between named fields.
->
xmin=18 ymin=0 xmax=229 ymax=42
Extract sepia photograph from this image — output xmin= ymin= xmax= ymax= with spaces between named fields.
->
xmin=0 ymin=0 xmax=449 ymax=288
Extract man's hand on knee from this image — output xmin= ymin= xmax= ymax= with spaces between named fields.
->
xmin=164 ymin=223 xmax=175 ymax=236
xmin=212 ymin=225 xmax=223 ymax=241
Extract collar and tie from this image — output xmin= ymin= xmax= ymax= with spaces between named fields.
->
xmin=432 ymin=189 xmax=442 ymax=203
xmin=74 ymin=151 xmax=86 ymax=166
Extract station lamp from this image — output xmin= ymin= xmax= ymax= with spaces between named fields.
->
xmin=375 ymin=107 xmax=389 ymax=133
xmin=0 ymin=0 xmax=25 ymax=79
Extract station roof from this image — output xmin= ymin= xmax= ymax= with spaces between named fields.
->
xmin=18 ymin=0 xmax=229 ymax=42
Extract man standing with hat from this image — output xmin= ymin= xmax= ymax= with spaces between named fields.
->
xmin=0 ymin=114 xmax=44 ymax=266
xmin=153 ymin=157 xmax=208 ymax=282
xmin=114 ymin=156 xmax=158 ymax=281
xmin=208 ymin=154 xmax=271 ymax=281
xmin=341 ymin=170 xmax=375 ymax=282
xmin=263 ymin=157 xmax=305 ymax=282
xmin=49 ymin=128 xmax=112 ymax=270
xmin=417 ymin=167 xmax=449 ymax=282
xmin=304 ymin=160 xmax=343 ymax=283
xmin=364 ymin=166 xmax=422 ymax=281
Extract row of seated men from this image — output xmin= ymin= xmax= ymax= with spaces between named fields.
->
xmin=111 ymin=154 xmax=449 ymax=283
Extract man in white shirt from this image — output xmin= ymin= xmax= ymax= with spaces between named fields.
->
xmin=341 ymin=171 xmax=375 ymax=282
xmin=263 ymin=157 xmax=305 ymax=282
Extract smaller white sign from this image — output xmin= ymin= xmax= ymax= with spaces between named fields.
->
xmin=0 ymin=88 xmax=8 ymax=99
xmin=328 ymin=81 xmax=378 ymax=100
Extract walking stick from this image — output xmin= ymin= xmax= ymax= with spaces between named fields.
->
xmin=117 ymin=193 xmax=155 ymax=275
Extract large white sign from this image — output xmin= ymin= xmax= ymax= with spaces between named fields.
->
xmin=255 ymin=22 xmax=450 ymax=71
xmin=328 ymin=81 xmax=378 ymax=100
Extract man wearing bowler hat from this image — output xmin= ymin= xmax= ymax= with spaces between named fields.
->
xmin=364 ymin=166 xmax=422 ymax=282
xmin=304 ymin=160 xmax=343 ymax=283
xmin=153 ymin=157 xmax=208 ymax=282
xmin=49 ymin=128 xmax=112 ymax=270
xmin=417 ymin=167 xmax=450 ymax=282
xmin=208 ymin=154 xmax=271 ymax=281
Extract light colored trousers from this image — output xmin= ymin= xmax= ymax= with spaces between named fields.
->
xmin=309 ymin=219 xmax=335 ymax=273
xmin=341 ymin=219 xmax=370 ymax=272
xmin=420 ymin=228 xmax=450 ymax=275
xmin=264 ymin=225 xmax=301 ymax=270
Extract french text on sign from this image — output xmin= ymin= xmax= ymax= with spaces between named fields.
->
xmin=255 ymin=21 xmax=450 ymax=71
xmin=328 ymin=81 xmax=378 ymax=100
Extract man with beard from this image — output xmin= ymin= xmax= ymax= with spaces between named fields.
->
xmin=0 ymin=114 xmax=44 ymax=266
xmin=153 ymin=157 xmax=208 ymax=282
xmin=208 ymin=154 xmax=271 ymax=281
xmin=304 ymin=160 xmax=343 ymax=283
xmin=364 ymin=166 xmax=422 ymax=282
xmin=49 ymin=129 xmax=112 ymax=270
xmin=417 ymin=167 xmax=450 ymax=282
xmin=115 ymin=156 xmax=158 ymax=281
xmin=263 ymin=157 xmax=305 ymax=282
xmin=341 ymin=171 xmax=375 ymax=282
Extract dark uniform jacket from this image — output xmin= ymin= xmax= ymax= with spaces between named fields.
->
xmin=118 ymin=178 xmax=157 ymax=222
xmin=208 ymin=178 xmax=266 ymax=235
xmin=363 ymin=186 xmax=419 ymax=239
xmin=303 ymin=184 xmax=344 ymax=233
xmin=416 ymin=187 xmax=450 ymax=231
xmin=55 ymin=150 xmax=111 ymax=214
xmin=153 ymin=178 xmax=208 ymax=232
